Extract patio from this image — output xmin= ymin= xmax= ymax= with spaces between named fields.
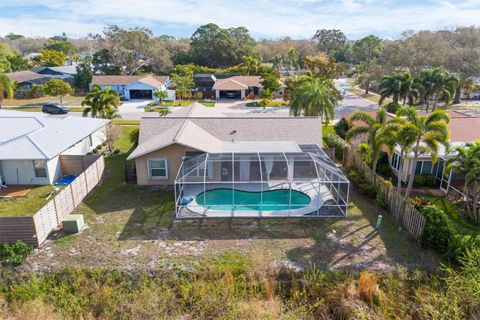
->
xmin=175 ymin=146 xmax=350 ymax=218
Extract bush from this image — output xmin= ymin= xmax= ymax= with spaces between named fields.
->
xmin=0 ymin=241 xmax=34 ymax=266
xmin=413 ymin=174 xmax=436 ymax=187
xmin=334 ymin=118 xmax=350 ymax=139
xmin=409 ymin=196 xmax=432 ymax=209
xmin=386 ymin=102 xmax=401 ymax=114
xmin=447 ymin=234 xmax=480 ymax=262
xmin=421 ymin=205 xmax=454 ymax=254
xmin=324 ymin=134 xmax=348 ymax=161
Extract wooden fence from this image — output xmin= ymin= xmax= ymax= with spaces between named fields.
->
xmin=343 ymin=148 xmax=426 ymax=241
xmin=0 ymin=156 xmax=105 ymax=246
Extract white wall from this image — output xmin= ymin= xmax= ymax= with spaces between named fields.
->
xmin=46 ymin=156 xmax=62 ymax=184
xmin=61 ymin=128 xmax=106 ymax=156
xmin=1 ymin=160 xmax=49 ymax=185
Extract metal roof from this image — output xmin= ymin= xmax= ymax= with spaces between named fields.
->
xmin=0 ymin=110 xmax=108 ymax=160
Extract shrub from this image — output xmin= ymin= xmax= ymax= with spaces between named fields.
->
xmin=386 ymin=102 xmax=401 ymax=114
xmin=421 ymin=205 xmax=454 ymax=254
xmin=446 ymin=234 xmax=480 ymax=262
xmin=334 ymin=118 xmax=350 ymax=139
xmin=413 ymin=174 xmax=436 ymax=187
xmin=324 ymin=134 xmax=348 ymax=161
xmin=0 ymin=241 xmax=34 ymax=266
xmin=409 ymin=196 xmax=432 ymax=209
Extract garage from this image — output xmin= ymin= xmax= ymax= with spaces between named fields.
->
xmin=219 ymin=90 xmax=242 ymax=99
xmin=129 ymin=89 xmax=153 ymax=100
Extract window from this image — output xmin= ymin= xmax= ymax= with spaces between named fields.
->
xmin=148 ymin=159 xmax=168 ymax=179
xmin=33 ymin=160 xmax=47 ymax=178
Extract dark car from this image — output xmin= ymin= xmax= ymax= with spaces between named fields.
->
xmin=42 ymin=104 xmax=69 ymax=114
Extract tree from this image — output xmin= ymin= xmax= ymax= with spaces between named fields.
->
xmin=241 ymin=56 xmax=260 ymax=75
xmin=172 ymin=64 xmax=194 ymax=100
xmin=44 ymin=79 xmax=73 ymax=104
xmin=303 ymin=53 xmax=342 ymax=80
xmin=188 ymin=23 xmax=255 ymax=68
xmin=260 ymin=72 xmax=281 ymax=94
xmin=446 ymin=142 xmax=480 ymax=224
xmin=462 ymin=79 xmax=479 ymax=99
xmin=82 ymin=84 xmax=121 ymax=118
xmin=352 ymin=35 xmax=383 ymax=65
xmin=378 ymin=72 xmax=417 ymax=106
xmin=388 ymin=121 xmax=418 ymax=191
xmin=0 ymin=73 xmax=15 ymax=106
xmin=6 ymin=55 xmax=30 ymax=72
xmin=312 ymin=29 xmax=346 ymax=56
xmin=286 ymin=47 xmax=299 ymax=69
xmin=346 ymin=108 xmax=396 ymax=172
xmin=397 ymin=107 xmax=450 ymax=198
xmin=154 ymin=89 xmax=168 ymax=104
xmin=271 ymin=54 xmax=283 ymax=72
xmin=5 ymin=33 xmax=24 ymax=40
xmin=193 ymin=91 xmax=203 ymax=100
xmin=290 ymin=79 xmax=341 ymax=122
xmin=105 ymin=124 xmax=121 ymax=152
xmin=35 ymin=49 xmax=68 ymax=67
xmin=0 ymin=44 xmax=13 ymax=72
xmin=92 ymin=49 xmax=122 ymax=75
xmin=74 ymin=58 xmax=93 ymax=91
xmin=45 ymin=35 xmax=78 ymax=57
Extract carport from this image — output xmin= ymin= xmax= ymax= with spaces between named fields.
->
xmin=213 ymin=78 xmax=248 ymax=100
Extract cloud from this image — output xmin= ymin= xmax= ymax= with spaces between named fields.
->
xmin=1 ymin=0 xmax=479 ymax=39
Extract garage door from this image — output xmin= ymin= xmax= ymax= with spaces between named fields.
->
xmin=219 ymin=90 xmax=241 ymax=99
xmin=130 ymin=90 xmax=153 ymax=99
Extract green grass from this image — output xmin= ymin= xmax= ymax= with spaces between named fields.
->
xmin=4 ymin=95 xmax=85 ymax=107
xmin=111 ymin=119 xmax=140 ymax=126
xmin=245 ymin=100 xmax=289 ymax=107
xmin=426 ymin=196 xmax=480 ymax=235
xmin=0 ymin=185 xmax=62 ymax=217
xmin=144 ymin=100 xmax=215 ymax=111
xmin=113 ymin=125 xmax=138 ymax=153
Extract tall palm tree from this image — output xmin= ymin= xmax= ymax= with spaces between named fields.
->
xmin=286 ymin=47 xmax=299 ymax=70
xmin=397 ymin=106 xmax=450 ymax=197
xmin=289 ymin=79 xmax=341 ymax=122
xmin=379 ymin=72 xmax=413 ymax=105
xmin=82 ymin=84 xmax=121 ymax=118
xmin=446 ymin=142 xmax=480 ymax=224
xmin=271 ymin=54 xmax=283 ymax=72
xmin=0 ymin=73 xmax=15 ymax=107
xmin=418 ymin=68 xmax=459 ymax=111
xmin=346 ymin=108 xmax=396 ymax=172
xmin=241 ymin=56 xmax=260 ymax=76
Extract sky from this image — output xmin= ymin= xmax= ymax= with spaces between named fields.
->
xmin=1 ymin=0 xmax=479 ymax=40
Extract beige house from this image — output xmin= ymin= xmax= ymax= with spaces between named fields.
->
xmin=212 ymin=75 xmax=285 ymax=99
xmin=127 ymin=103 xmax=349 ymax=219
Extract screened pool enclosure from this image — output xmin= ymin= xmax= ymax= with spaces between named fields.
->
xmin=174 ymin=145 xmax=350 ymax=218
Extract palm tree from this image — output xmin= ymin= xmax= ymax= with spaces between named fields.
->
xmin=397 ymin=107 xmax=450 ymax=197
xmin=378 ymin=72 xmax=414 ymax=106
xmin=154 ymin=89 xmax=168 ymax=105
xmin=346 ymin=108 xmax=396 ymax=172
xmin=82 ymin=84 xmax=121 ymax=118
xmin=241 ymin=56 xmax=260 ymax=76
xmin=271 ymin=54 xmax=283 ymax=72
xmin=286 ymin=47 xmax=299 ymax=70
xmin=0 ymin=73 xmax=15 ymax=107
xmin=462 ymin=79 xmax=479 ymax=100
xmin=418 ymin=68 xmax=459 ymax=111
xmin=289 ymin=79 xmax=341 ymax=122
xmin=446 ymin=142 xmax=480 ymax=224
xmin=387 ymin=120 xmax=418 ymax=191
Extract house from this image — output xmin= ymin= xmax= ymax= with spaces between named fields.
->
xmin=193 ymin=73 xmax=217 ymax=99
xmin=5 ymin=71 xmax=50 ymax=96
xmin=389 ymin=111 xmax=480 ymax=194
xmin=127 ymin=103 xmax=349 ymax=218
xmin=0 ymin=110 xmax=108 ymax=185
xmin=212 ymin=75 xmax=285 ymax=100
xmin=90 ymin=75 xmax=174 ymax=101
xmin=32 ymin=66 xmax=77 ymax=84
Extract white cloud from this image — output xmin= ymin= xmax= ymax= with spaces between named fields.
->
xmin=1 ymin=0 xmax=479 ymax=39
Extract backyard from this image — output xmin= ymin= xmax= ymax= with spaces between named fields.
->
xmin=20 ymin=125 xmax=438 ymax=273
xmin=0 ymin=185 xmax=60 ymax=217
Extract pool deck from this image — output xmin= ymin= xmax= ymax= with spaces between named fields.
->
xmin=178 ymin=181 xmax=344 ymax=218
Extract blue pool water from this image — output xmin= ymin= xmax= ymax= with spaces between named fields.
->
xmin=54 ymin=175 xmax=77 ymax=186
xmin=196 ymin=188 xmax=311 ymax=211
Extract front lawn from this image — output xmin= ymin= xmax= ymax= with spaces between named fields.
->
xmin=0 ymin=185 xmax=61 ymax=217
xmin=245 ymin=100 xmax=289 ymax=107
xmin=4 ymin=95 xmax=85 ymax=107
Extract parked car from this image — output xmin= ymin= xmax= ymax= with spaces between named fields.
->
xmin=42 ymin=104 xmax=69 ymax=114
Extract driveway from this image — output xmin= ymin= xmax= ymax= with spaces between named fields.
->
xmin=335 ymin=78 xmax=378 ymax=118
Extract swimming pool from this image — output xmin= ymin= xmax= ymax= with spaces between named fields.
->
xmin=195 ymin=188 xmax=311 ymax=211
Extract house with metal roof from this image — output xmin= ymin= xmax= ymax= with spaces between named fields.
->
xmin=0 ymin=110 xmax=108 ymax=186
xmin=127 ymin=103 xmax=349 ymax=218
xmin=91 ymin=75 xmax=173 ymax=101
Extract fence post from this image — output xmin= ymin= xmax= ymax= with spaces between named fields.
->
xmin=84 ymin=170 xmax=89 ymax=192
xmin=69 ymin=184 xmax=76 ymax=208
xmin=53 ymin=196 xmax=62 ymax=227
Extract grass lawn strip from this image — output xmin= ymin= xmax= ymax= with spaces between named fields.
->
xmin=0 ymin=185 xmax=63 ymax=217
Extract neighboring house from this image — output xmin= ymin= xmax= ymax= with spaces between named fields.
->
xmin=193 ymin=73 xmax=217 ymax=99
xmin=212 ymin=75 xmax=285 ymax=99
xmin=127 ymin=103 xmax=349 ymax=218
xmin=0 ymin=110 xmax=108 ymax=185
xmin=389 ymin=111 xmax=480 ymax=194
xmin=32 ymin=66 xmax=78 ymax=84
xmin=90 ymin=75 xmax=174 ymax=101
xmin=5 ymin=71 xmax=50 ymax=96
